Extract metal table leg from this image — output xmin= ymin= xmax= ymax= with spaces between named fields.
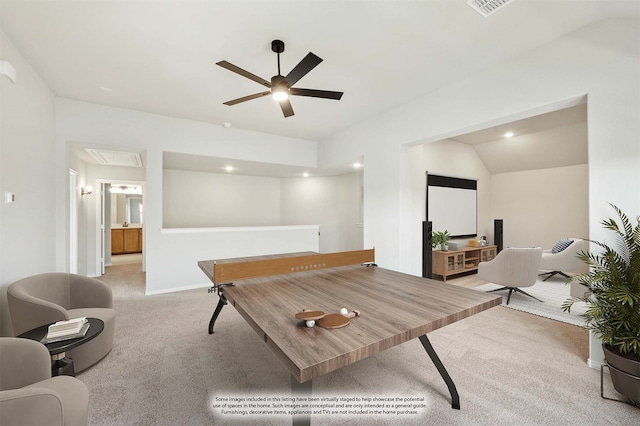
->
xmin=291 ymin=375 xmax=312 ymax=426
xmin=208 ymin=296 xmax=227 ymax=334
xmin=419 ymin=334 xmax=460 ymax=409
xmin=208 ymin=283 xmax=234 ymax=334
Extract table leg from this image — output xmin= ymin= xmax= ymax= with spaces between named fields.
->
xmin=419 ymin=334 xmax=460 ymax=409
xmin=291 ymin=375 xmax=312 ymax=426
xmin=208 ymin=295 xmax=227 ymax=334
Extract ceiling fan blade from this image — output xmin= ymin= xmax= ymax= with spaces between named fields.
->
xmin=284 ymin=52 xmax=323 ymax=86
xmin=223 ymin=91 xmax=271 ymax=106
xmin=279 ymin=98 xmax=294 ymax=117
xmin=216 ymin=61 xmax=271 ymax=88
xmin=290 ymin=88 xmax=343 ymax=100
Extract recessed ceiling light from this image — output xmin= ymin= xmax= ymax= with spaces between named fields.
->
xmin=223 ymin=122 xmax=231 ymax=128
xmin=303 ymin=172 xmax=310 ymax=178
xmin=504 ymin=132 xmax=514 ymax=138
xmin=353 ymin=162 xmax=362 ymax=168
xmin=100 ymin=86 xmax=113 ymax=92
xmin=225 ymin=165 xmax=234 ymax=172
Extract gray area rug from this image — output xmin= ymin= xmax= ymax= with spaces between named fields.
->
xmin=472 ymin=278 xmax=588 ymax=327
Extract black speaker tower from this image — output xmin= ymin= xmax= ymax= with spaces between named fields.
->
xmin=494 ymin=219 xmax=503 ymax=253
xmin=422 ymin=221 xmax=433 ymax=278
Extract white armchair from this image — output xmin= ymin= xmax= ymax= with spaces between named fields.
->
xmin=539 ymin=238 xmax=586 ymax=281
xmin=477 ymin=247 xmax=543 ymax=305
xmin=7 ymin=273 xmax=115 ymax=373
xmin=0 ymin=338 xmax=89 ymax=425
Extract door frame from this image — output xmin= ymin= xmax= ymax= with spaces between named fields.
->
xmin=69 ymin=169 xmax=78 ymax=274
xmin=94 ymin=179 xmax=146 ymax=275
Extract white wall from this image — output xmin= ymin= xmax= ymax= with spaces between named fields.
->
xmin=0 ymin=30 xmax=56 ymax=336
xmin=319 ymin=18 xmax=640 ymax=368
xmin=336 ymin=172 xmax=364 ymax=252
xmin=163 ymin=169 xmax=281 ymax=228
xmin=491 ymin=164 xmax=589 ymax=248
xmin=421 ymin=139 xmax=492 ymax=246
xmin=280 ymin=173 xmax=363 ymax=253
xmin=163 ymin=169 xmax=363 ymax=253
xmin=55 ymin=99 xmax=319 ymax=294
xmin=68 ymin=153 xmax=89 ymax=275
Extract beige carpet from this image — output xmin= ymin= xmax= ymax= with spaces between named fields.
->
xmin=77 ymin=265 xmax=638 ymax=425
xmin=110 ymin=253 xmax=143 ymax=266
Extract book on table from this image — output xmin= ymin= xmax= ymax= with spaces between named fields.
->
xmin=42 ymin=317 xmax=90 ymax=343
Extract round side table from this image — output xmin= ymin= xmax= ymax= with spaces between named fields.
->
xmin=18 ymin=317 xmax=104 ymax=376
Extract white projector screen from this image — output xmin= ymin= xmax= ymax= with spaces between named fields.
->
xmin=427 ymin=175 xmax=477 ymax=238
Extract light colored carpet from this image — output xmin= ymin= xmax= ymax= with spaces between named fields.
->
xmin=472 ymin=277 xmax=588 ymax=327
xmin=110 ymin=253 xmax=143 ymax=266
xmin=77 ymin=265 xmax=638 ymax=425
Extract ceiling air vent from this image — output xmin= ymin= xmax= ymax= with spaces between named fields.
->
xmin=466 ymin=0 xmax=514 ymax=17
xmin=85 ymin=148 xmax=144 ymax=167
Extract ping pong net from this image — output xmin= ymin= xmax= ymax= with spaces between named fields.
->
xmin=211 ymin=248 xmax=375 ymax=284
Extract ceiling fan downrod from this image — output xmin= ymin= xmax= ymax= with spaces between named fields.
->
xmin=272 ymin=40 xmax=285 ymax=76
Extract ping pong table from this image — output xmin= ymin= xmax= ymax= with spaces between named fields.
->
xmin=199 ymin=249 xmax=501 ymax=425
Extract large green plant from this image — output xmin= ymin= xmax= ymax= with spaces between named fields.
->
xmin=563 ymin=204 xmax=640 ymax=358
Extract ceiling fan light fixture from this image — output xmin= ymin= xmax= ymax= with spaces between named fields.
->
xmin=217 ymin=40 xmax=343 ymax=117
xmin=272 ymin=87 xmax=289 ymax=101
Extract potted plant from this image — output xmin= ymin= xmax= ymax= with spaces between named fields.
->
xmin=563 ymin=204 xmax=640 ymax=406
xmin=432 ymin=230 xmax=451 ymax=252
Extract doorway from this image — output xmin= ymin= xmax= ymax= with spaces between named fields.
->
xmin=95 ymin=179 xmax=146 ymax=278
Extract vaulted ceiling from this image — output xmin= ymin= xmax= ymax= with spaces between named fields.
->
xmin=450 ymin=103 xmax=588 ymax=174
xmin=3 ymin=1 xmax=633 ymax=178
xmin=2 ymin=0 xmax=636 ymax=145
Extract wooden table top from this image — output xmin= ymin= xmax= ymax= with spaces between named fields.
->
xmin=207 ymin=262 xmax=501 ymax=383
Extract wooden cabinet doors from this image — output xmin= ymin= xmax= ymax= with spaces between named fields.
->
xmin=111 ymin=228 xmax=142 ymax=254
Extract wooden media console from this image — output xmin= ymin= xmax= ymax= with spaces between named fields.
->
xmin=432 ymin=245 xmax=497 ymax=281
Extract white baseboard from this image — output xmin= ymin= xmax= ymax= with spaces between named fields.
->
xmin=588 ymin=358 xmax=607 ymax=371
xmin=145 ymin=282 xmax=212 ymax=296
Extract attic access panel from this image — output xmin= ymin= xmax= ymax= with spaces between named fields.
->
xmin=85 ymin=149 xmax=144 ymax=167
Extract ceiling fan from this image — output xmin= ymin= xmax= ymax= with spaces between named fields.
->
xmin=216 ymin=40 xmax=343 ymax=118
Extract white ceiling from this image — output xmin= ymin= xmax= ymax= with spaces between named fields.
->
xmin=1 ymin=0 xmax=637 ymax=145
xmin=450 ymin=103 xmax=588 ymax=174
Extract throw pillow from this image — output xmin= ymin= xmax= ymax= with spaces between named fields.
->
xmin=552 ymin=238 xmax=572 ymax=254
